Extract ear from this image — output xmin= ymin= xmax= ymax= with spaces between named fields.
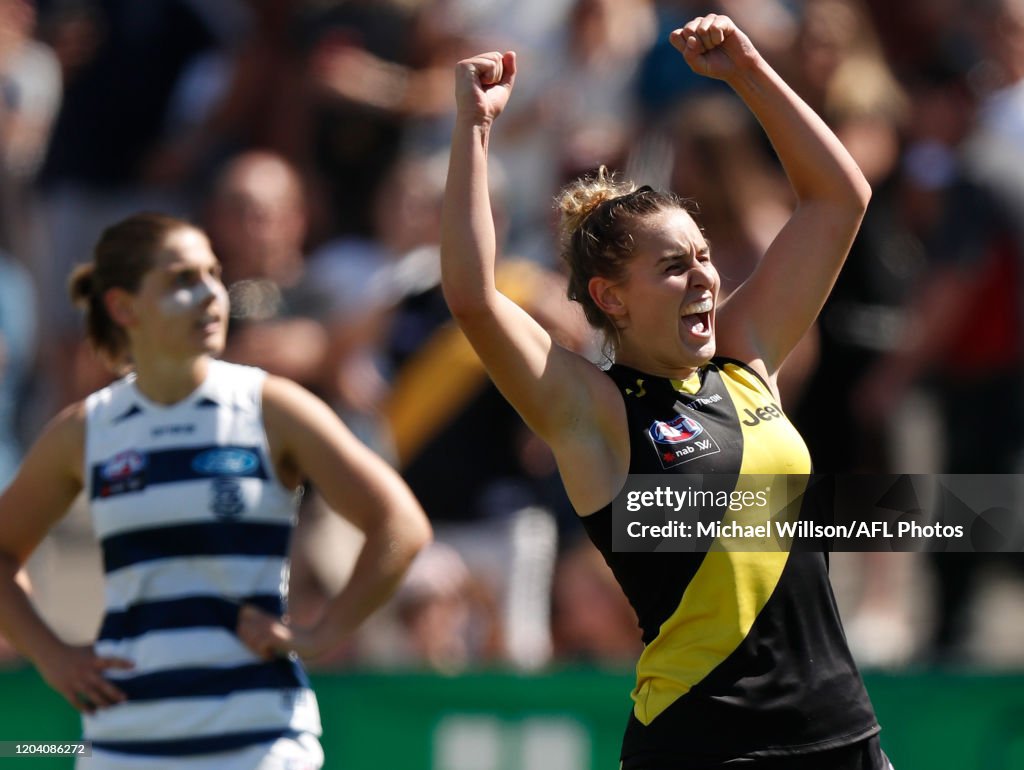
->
xmin=104 ymin=287 xmax=139 ymax=329
xmin=588 ymin=276 xmax=628 ymax=325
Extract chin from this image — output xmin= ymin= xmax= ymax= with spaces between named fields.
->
xmin=202 ymin=337 xmax=227 ymax=357
xmin=693 ymin=339 xmax=716 ymax=364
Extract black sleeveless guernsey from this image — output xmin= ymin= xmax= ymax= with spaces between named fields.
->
xmin=581 ymin=358 xmax=878 ymax=768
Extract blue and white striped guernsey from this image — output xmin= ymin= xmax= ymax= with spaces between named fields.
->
xmin=81 ymin=360 xmax=322 ymax=767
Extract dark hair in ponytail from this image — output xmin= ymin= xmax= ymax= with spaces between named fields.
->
xmin=68 ymin=212 xmax=193 ymax=368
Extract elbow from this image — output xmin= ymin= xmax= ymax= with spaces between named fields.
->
xmin=409 ymin=507 xmax=433 ymax=557
xmin=851 ymin=174 xmax=872 ymax=214
xmin=442 ymin=285 xmax=493 ymax=325
xmin=396 ymin=504 xmax=433 ymax=571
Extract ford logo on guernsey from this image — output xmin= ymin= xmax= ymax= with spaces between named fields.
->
xmin=192 ymin=448 xmax=259 ymax=476
xmin=100 ymin=450 xmax=146 ymax=480
xmin=649 ymin=414 xmax=704 ymax=444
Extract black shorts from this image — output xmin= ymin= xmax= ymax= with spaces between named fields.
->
xmin=624 ymin=736 xmax=893 ymax=770
xmin=718 ymin=736 xmax=891 ymax=769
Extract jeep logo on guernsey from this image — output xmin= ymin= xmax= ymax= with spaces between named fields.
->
xmin=192 ymin=448 xmax=260 ymax=476
xmin=647 ymin=414 xmax=721 ymax=469
xmin=741 ymin=403 xmax=783 ymax=427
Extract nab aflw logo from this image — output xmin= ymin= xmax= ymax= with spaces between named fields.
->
xmin=649 ymin=414 xmax=703 ymax=444
xmin=648 ymin=415 xmax=720 ymax=469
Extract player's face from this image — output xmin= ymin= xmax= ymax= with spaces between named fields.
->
xmin=613 ymin=207 xmax=719 ymax=375
xmin=132 ymin=228 xmax=229 ymax=360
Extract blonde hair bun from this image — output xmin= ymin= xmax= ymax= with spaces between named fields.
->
xmin=556 ymin=166 xmax=638 ymax=239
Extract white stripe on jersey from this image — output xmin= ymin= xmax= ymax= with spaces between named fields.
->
xmin=90 ymin=479 xmax=296 ymax=540
xmin=83 ymin=683 xmax=321 ymax=742
xmin=96 ymin=628 xmax=262 ymax=676
xmin=104 ymin=556 xmax=286 ymax=613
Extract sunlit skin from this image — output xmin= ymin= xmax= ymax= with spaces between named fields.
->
xmin=594 ymin=207 xmax=720 ymax=379
xmin=108 ymin=228 xmax=230 ymax=404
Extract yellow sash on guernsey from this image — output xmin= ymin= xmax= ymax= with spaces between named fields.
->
xmin=632 ymin=363 xmax=812 ymax=725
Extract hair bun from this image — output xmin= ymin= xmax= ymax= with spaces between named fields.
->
xmin=556 ymin=166 xmax=637 ymax=239
xmin=67 ymin=263 xmax=97 ymax=309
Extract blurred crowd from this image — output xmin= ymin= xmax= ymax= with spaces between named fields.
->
xmin=3 ymin=0 xmax=1024 ymax=673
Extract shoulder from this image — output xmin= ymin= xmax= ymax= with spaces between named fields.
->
xmin=49 ymin=399 xmax=88 ymax=438
xmin=260 ymin=375 xmax=339 ymax=438
xmin=33 ymin=399 xmax=87 ymax=482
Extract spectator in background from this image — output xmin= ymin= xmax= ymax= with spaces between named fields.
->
xmin=0 ymin=251 xmax=36 ymax=489
xmin=296 ymin=0 xmax=462 ymax=240
xmin=353 ymin=542 xmax=502 ymax=673
xmin=480 ymin=0 xmax=656 ymax=260
xmin=35 ymin=0 xmax=231 ymax=409
xmin=856 ymin=2 xmax=1024 ymax=663
xmin=374 ymin=151 xmax=586 ymax=669
xmin=791 ymin=34 xmax=921 ymax=668
xmin=779 ymin=0 xmax=888 ymax=118
xmin=0 ymin=0 xmax=61 ymax=259
xmin=635 ymin=0 xmax=797 ymax=120
xmin=667 ymin=92 xmax=790 ymax=298
xmin=204 ymin=150 xmax=331 ymax=392
xmin=795 ymin=18 xmax=915 ymax=476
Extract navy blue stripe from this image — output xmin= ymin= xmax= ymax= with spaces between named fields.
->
xmin=101 ymin=522 xmax=291 ymax=573
xmin=94 ymin=728 xmax=306 ymax=757
xmin=98 ymin=594 xmax=282 ymax=642
xmin=116 ymin=658 xmax=306 ymax=702
xmin=91 ymin=444 xmax=268 ymax=500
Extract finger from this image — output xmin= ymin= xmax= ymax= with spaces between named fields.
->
xmin=680 ymin=18 xmax=703 ymax=50
xmin=697 ymin=14 xmax=717 ymax=50
xmin=669 ymin=27 xmax=695 ymax=54
xmin=95 ymin=656 xmax=134 ymax=671
xmin=498 ymin=51 xmax=516 ymax=90
xmin=471 ymin=52 xmax=504 ymax=86
xmin=86 ymin=675 xmax=127 ymax=708
xmin=709 ymin=17 xmax=728 ymax=47
xmin=681 ymin=17 xmax=703 ymax=38
xmin=71 ymin=691 xmax=96 ymax=715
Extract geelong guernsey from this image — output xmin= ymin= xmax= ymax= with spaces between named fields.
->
xmin=82 ymin=360 xmax=321 ymax=758
xmin=582 ymin=358 xmax=878 ymax=768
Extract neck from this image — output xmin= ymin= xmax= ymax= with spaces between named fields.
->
xmin=614 ymin=350 xmax=702 ymax=380
xmin=132 ymin=355 xmax=211 ymax=405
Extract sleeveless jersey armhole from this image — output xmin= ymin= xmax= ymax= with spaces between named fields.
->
xmin=712 ymin=357 xmax=774 ymax=398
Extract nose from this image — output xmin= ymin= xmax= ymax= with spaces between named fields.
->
xmin=689 ymin=261 xmax=716 ymax=292
xmin=197 ymin=274 xmax=225 ymax=308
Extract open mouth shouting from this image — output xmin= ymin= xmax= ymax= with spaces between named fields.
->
xmin=680 ymin=296 xmax=714 ymax=339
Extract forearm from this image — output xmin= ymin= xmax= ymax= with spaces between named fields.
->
xmin=727 ymin=56 xmax=870 ymax=208
xmin=306 ymin=509 xmax=429 ymax=649
xmin=441 ymin=119 xmax=500 ymax=316
xmin=0 ymin=556 xmax=65 ymax=668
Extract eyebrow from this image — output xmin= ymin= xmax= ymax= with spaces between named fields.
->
xmin=655 ymin=247 xmax=705 ymax=266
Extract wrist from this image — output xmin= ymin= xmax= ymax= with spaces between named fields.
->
xmin=28 ymin=635 xmax=67 ymax=672
xmin=722 ymin=51 xmax=771 ymax=93
xmin=454 ymin=114 xmax=494 ymax=134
